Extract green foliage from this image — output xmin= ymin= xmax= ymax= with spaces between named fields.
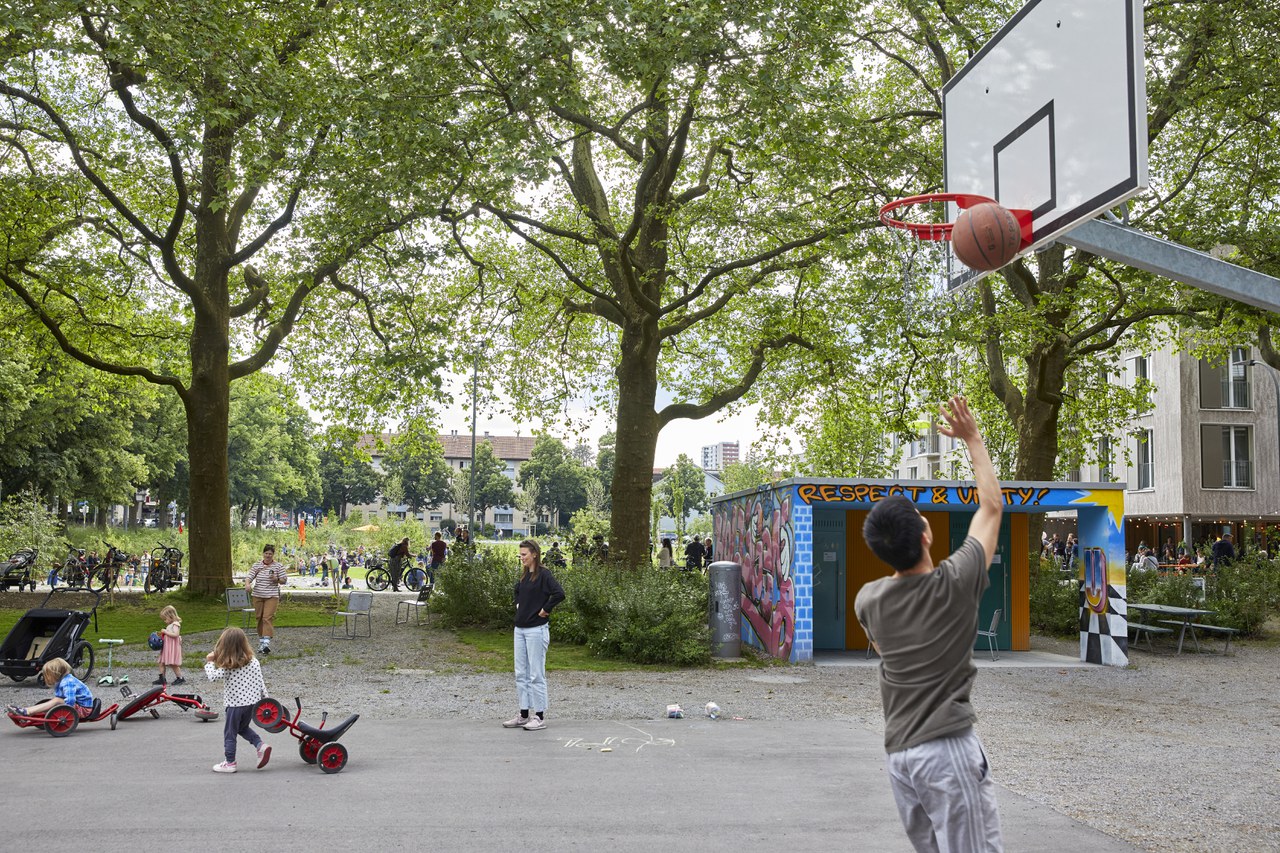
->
xmin=568 ymin=565 xmax=711 ymax=666
xmin=318 ymin=426 xmax=383 ymax=521
xmin=381 ymin=417 xmax=452 ymax=513
xmin=1028 ymin=559 xmax=1080 ymax=637
xmin=1128 ymin=554 xmax=1280 ymax=636
xmin=517 ymin=434 xmax=589 ymax=527
xmin=434 ymin=547 xmax=711 ymax=666
xmin=434 ymin=548 xmax=520 ymax=629
xmin=228 ymin=374 xmax=321 ymax=521
xmin=0 ymin=489 xmax=64 ymax=561
xmin=721 ymin=459 xmax=780 ymax=495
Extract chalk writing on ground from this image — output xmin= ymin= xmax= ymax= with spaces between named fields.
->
xmin=561 ymin=723 xmax=675 ymax=753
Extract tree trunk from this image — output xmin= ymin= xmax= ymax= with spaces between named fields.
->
xmin=609 ymin=327 xmax=661 ymax=568
xmin=184 ymin=303 xmax=233 ymax=595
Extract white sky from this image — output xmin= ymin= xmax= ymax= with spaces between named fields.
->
xmin=431 ymin=374 xmax=768 ymax=468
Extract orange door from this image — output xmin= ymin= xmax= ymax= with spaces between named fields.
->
xmin=845 ymin=509 xmax=952 ymax=649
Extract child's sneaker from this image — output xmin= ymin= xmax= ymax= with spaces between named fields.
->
xmin=257 ymin=743 xmax=272 ymax=769
xmin=6 ymin=706 xmax=25 ymax=716
xmin=502 ymin=715 xmax=529 ymax=728
xmin=172 ymin=677 xmax=186 ymax=686
xmin=212 ymin=761 xmax=237 ymax=773
xmin=522 ymin=717 xmax=547 ymax=731
xmin=152 ymin=677 xmax=166 ymax=686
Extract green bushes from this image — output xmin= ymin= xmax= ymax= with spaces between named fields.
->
xmin=1031 ymin=553 xmax=1280 ymax=637
xmin=1028 ymin=558 xmax=1080 ymax=636
xmin=435 ymin=551 xmax=711 ymax=666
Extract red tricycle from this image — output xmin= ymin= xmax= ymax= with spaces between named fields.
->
xmin=253 ymin=696 xmax=358 ymax=774
xmin=115 ymin=684 xmax=219 ymax=722
xmin=6 ymin=698 xmax=119 ymax=736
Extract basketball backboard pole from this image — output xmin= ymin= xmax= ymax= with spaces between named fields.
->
xmin=1059 ymin=219 xmax=1280 ymax=314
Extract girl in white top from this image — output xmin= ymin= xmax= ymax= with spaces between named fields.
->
xmin=658 ymin=538 xmax=674 ymax=569
xmin=204 ymin=627 xmax=271 ymax=774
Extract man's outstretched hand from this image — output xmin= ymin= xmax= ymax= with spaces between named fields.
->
xmin=935 ymin=395 xmax=980 ymax=444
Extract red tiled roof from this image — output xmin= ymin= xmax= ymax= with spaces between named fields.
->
xmin=357 ymin=432 xmax=536 ymax=462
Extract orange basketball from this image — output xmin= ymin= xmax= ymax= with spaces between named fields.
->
xmin=951 ymin=203 xmax=1021 ymax=272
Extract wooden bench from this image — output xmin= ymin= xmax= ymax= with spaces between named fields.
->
xmin=1128 ymin=622 xmax=1174 ymax=652
xmin=396 ymin=585 xmax=433 ymax=626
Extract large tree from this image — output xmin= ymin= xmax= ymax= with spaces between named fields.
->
xmin=517 ymin=435 xmax=589 ymax=528
xmin=0 ymin=3 xmax=466 ymax=592
xmin=381 ymin=417 xmax=453 ymax=519
xmin=441 ymin=0 xmax=882 ymax=565
xmin=318 ymin=427 xmax=383 ymax=523
xmin=763 ymin=0 xmax=1280 ymax=490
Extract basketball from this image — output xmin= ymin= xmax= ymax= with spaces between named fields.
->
xmin=951 ymin=203 xmax=1021 ymax=271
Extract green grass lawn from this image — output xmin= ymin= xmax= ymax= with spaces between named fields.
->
xmin=0 ymin=590 xmax=337 ymax=657
xmin=453 ymin=627 xmax=715 ymax=673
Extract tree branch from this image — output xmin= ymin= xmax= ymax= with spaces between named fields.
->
xmin=0 ymin=269 xmax=188 ymax=399
xmin=657 ymin=333 xmax=811 ymax=426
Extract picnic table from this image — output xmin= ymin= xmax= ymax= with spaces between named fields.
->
xmin=1127 ymin=602 xmax=1215 ymax=654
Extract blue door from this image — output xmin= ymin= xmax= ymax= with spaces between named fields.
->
xmin=813 ymin=510 xmax=846 ymax=649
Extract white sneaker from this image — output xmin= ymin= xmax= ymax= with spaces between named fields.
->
xmin=256 ymin=743 xmax=272 ymax=768
xmin=522 ymin=717 xmax=547 ymax=731
xmin=212 ymin=761 xmax=237 ymax=773
xmin=502 ymin=715 xmax=528 ymax=728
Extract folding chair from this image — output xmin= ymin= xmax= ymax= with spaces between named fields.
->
xmin=333 ymin=591 xmax=374 ymax=639
xmin=396 ymin=584 xmax=433 ymax=626
xmin=976 ymin=609 xmax=1002 ymax=661
xmin=225 ymin=587 xmax=256 ymax=633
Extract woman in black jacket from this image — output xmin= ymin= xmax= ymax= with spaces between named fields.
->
xmin=502 ymin=539 xmax=565 ymax=731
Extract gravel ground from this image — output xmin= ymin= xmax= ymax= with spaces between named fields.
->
xmin=76 ymin=592 xmax=1280 ymax=851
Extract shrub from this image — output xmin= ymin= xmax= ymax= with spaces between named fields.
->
xmin=434 ymin=548 xmax=518 ymax=628
xmin=1028 ymin=558 xmax=1079 ymax=636
xmin=435 ymin=548 xmax=711 ymax=665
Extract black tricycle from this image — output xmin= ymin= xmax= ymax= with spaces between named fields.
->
xmin=1 ymin=547 xmax=39 ymax=592
xmin=0 ymin=587 xmax=99 ymax=683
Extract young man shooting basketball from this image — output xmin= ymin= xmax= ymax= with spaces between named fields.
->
xmin=854 ymin=395 xmax=1004 ymax=852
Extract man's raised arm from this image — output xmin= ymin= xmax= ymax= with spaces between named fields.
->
xmin=936 ymin=395 xmax=1002 ymax=566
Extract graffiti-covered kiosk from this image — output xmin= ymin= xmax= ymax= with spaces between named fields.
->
xmin=710 ymin=479 xmax=1128 ymax=667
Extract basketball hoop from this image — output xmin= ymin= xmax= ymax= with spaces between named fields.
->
xmin=879 ymin=193 xmax=1034 ymax=248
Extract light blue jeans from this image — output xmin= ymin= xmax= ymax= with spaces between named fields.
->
xmin=514 ymin=624 xmax=550 ymax=713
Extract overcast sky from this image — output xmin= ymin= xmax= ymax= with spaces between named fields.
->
xmin=430 ymin=373 xmax=768 ymax=468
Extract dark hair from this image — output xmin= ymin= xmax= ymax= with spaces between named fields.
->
xmin=862 ymin=496 xmax=927 ymax=572
xmin=518 ymin=539 xmax=542 ymax=573
xmin=263 ymin=544 xmax=275 ymax=554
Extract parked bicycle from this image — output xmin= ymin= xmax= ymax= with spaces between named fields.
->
xmin=403 ymin=559 xmax=434 ymax=592
xmin=89 ymin=542 xmax=132 ymax=592
xmin=363 ymin=554 xmax=391 ymax=592
xmin=144 ymin=544 xmax=184 ymax=594
xmin=55 ymin=543 xmax=89 ymax=588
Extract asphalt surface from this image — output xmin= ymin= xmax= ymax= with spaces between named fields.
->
xmin=5 ymin=709 xmax=1138 ymax=851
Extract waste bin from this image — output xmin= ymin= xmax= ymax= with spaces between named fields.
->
xmin=707 ymin=561 xmax=742 ymax=658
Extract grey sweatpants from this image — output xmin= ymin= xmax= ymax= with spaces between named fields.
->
xmin=886 ymin=728 xmax=1003 ymax=853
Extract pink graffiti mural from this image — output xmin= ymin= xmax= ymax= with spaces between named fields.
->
xmin=714 ymin=491 xmax=795 ymax=660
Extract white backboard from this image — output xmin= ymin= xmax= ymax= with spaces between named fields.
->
xmin=943 ymin=0 xmax=1148 ymax=289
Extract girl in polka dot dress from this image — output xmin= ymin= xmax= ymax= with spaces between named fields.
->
xmin=204 ymin=627 xmax=271 ymax=774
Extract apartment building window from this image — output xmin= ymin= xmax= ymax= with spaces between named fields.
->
xmin=494 ymin=512 xmax=514 ymax=524
xmin=1200 ymin=347 xmax=1251 ymax=409
xmin=1135 ymin=430 xmax=1154 ymax=490
xmin=907 ymin=466 xmax=918 ymax=479
xmin=1201 ymin=425 xmax=1252 ymax=489
xmin=1129 ymin=354 xmax=1150 ymax=383
xmin=1098 ymin=436 xmax=1113 ymax=481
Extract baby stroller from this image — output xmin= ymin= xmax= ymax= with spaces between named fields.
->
xmin=0 ymin=548 xmax=39 ymax=592
xmin=0 ymin=587 xmax=99 ymax=683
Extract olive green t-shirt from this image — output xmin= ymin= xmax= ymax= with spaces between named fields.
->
xmin=853 ymin=536 xmax=989 ymax=753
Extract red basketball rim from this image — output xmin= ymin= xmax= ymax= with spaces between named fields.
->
xmin=879 ymin=193 xmax=1033 ymax=248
